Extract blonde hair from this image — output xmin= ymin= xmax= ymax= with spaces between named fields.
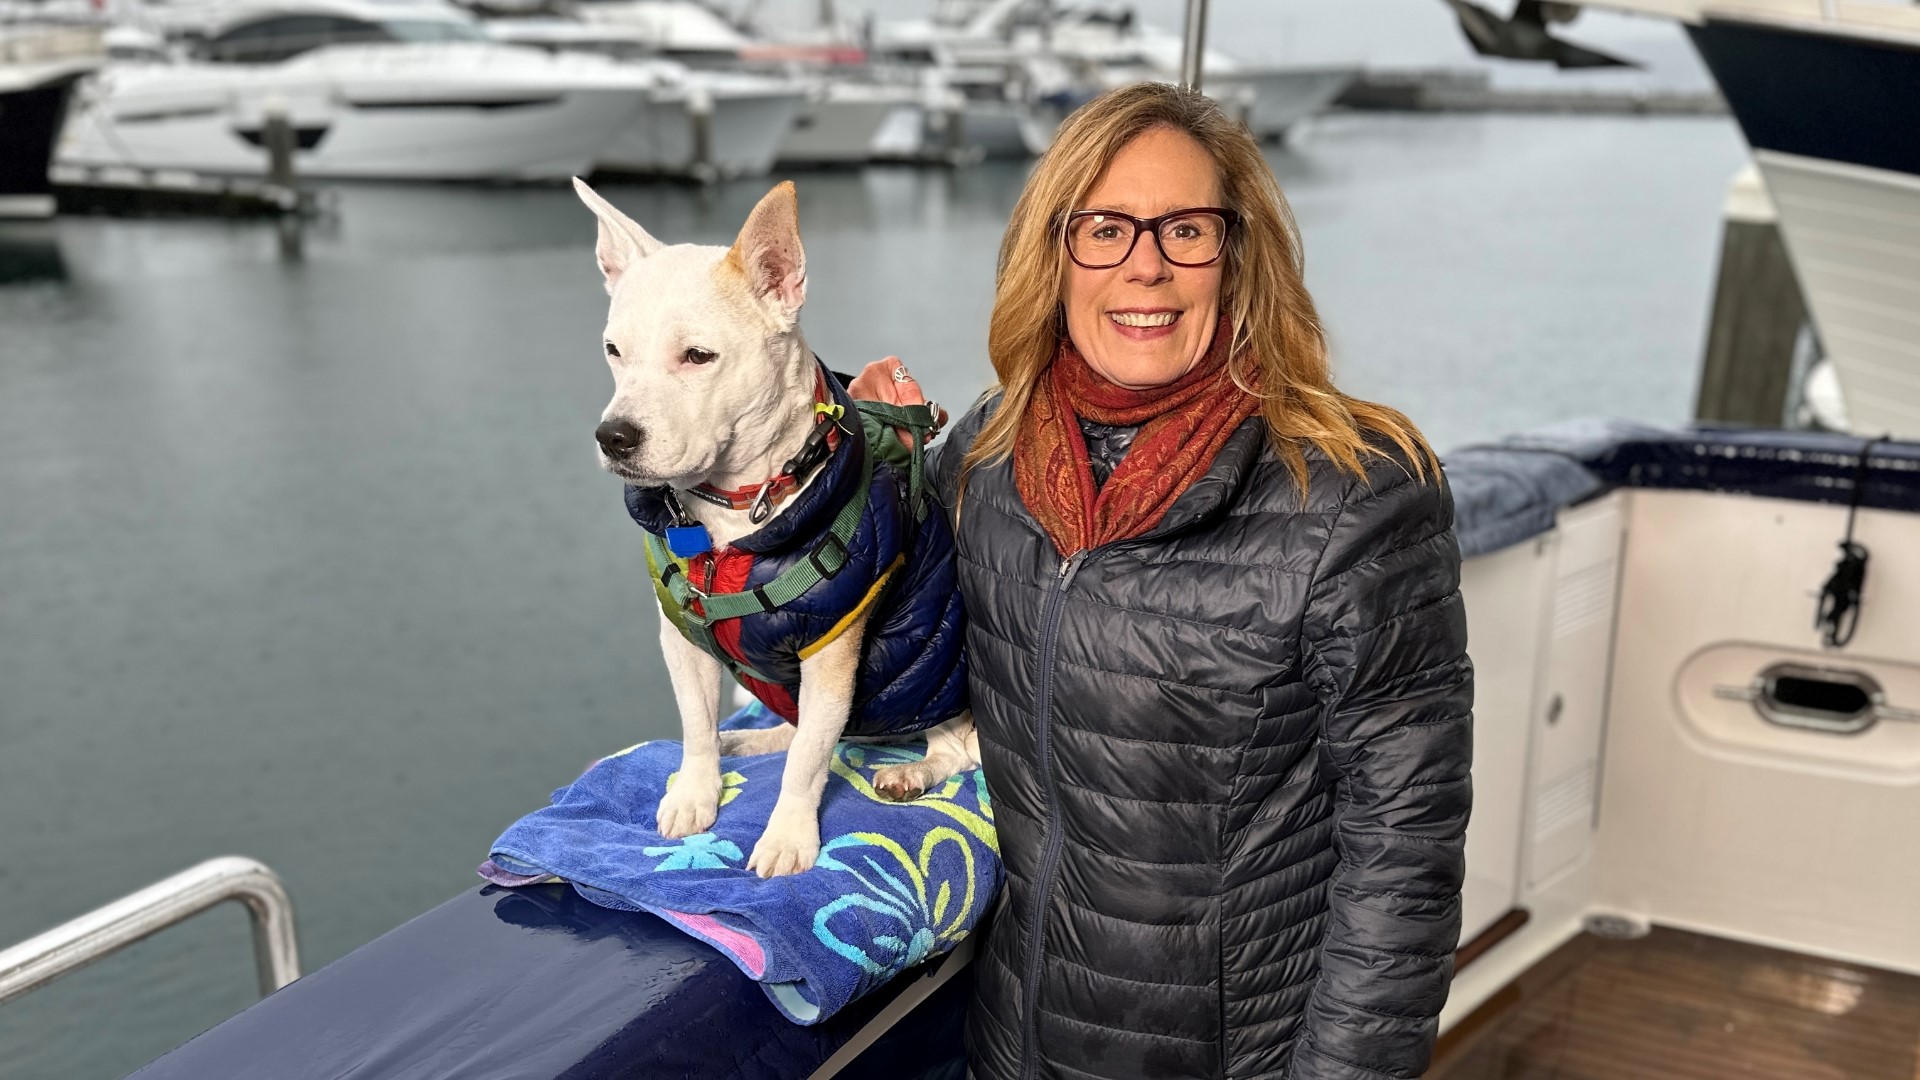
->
xmin=960 ymin=82 xmax=1438 ymax=499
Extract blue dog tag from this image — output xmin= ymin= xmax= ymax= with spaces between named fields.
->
xmin=665 ymin=524 xmax=712 ymax=558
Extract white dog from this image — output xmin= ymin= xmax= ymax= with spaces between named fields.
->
xmin=575 ymin=178 xmax=979 ymax=878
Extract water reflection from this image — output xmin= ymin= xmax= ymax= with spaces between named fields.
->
xmin=0 ymin=226 xmax=69 ymax=285
xmin=243 ymin=162 xmax=1044 ymax=265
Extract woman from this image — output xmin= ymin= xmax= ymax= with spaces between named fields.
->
xmin=861 ymin=82 xmax=1471 ymax=1080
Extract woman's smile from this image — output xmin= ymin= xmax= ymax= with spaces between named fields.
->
xmin=1106 ymin=307 xmax=1182 ymax=340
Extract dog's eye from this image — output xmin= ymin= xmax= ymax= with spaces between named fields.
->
xmin=604 ymin=341 xmax=620 ymax=358
xmin=684 ymin=347 xmax=717 ymax=366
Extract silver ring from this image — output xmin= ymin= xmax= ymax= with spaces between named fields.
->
xmin=891 ymin=364 xmax=914 ymax=383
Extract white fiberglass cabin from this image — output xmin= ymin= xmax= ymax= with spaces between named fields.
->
xmin=1429 ymin=422 xmax=1920 ymax=1073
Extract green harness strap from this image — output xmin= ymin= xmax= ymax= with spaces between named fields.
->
xmin=644 ymin=441 xmax=873 ymax=666
xmin=639 ymin=398 xmax=938 ymax=683
xmin=854 ymin=400 xmax=939 ymax=521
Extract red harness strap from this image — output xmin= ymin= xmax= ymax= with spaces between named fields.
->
xmin=680 ymin=544 xmax=802 ymax=721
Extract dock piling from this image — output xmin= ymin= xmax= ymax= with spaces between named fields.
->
xmin=1695 ymin=165 xmax=1810 ymax=428
xmin=688 ymin=86 xmax=717 ymax=185
xmin=263 ymin=99 xmax=297 ymax=191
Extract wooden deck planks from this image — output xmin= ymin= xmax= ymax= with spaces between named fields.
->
xmin=1428 ymin=927 xmax=1920 ymax=1079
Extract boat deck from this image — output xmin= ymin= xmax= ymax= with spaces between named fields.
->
xmin=1429 ymin=927 xmax=1920 ymax=1079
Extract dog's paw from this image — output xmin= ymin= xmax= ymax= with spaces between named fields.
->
xmin=872 ymin=762 xmax=936 ymax=802
xmin=747 ymin=817 xmax=820 ymax=878
xmin=656 ymin=776 xmax=721 ymax=839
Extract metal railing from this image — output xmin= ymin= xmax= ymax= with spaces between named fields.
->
xmin=0 ymin=856 xmax=300 ymax=1007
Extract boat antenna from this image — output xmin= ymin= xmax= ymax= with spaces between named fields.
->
xmin=1180 ymin=0 xmax=1209 ymax=90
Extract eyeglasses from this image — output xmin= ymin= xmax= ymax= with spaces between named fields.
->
xmin=1063 ymin=207 xmax=1240 ymax=270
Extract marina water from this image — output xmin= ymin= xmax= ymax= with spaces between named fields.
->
xmin=0 ymin=112 xmax=1745 ymax=1078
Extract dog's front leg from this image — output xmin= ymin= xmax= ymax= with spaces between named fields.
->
xmin=746 ymin=611 xmax=868 ymax=878
xmin=656 ymin=610 xmax=726 ymax=839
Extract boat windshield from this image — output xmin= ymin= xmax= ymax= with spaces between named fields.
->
xmin=381 ymin=19 xmax=486 ymax=43
xmin=201 ymin=13 xmax=482 ymax=62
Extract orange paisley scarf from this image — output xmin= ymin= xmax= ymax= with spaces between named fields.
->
xmin=1013 ymin=316 xmax=1259 ymax=557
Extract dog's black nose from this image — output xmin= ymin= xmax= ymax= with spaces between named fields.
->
xmin=595 ymin=419 xmax=643 ymax=457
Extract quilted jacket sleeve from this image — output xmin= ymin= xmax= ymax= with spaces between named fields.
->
xmin=1287 ymin=458 xmax=1474 ymax=1080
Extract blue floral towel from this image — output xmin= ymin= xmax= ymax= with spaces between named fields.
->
xmin=480 ymin=704 xmax=999 ymax=1024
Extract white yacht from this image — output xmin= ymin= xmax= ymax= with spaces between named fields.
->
xmin=775 ymin=76 xmax=927 ymax=167
xmin=0 ymin=23 xmax=100 ymax=217
xmin=1553 ymin=0 xmax=1920 ymax=453
xmin=488 ymin=3 xmax=922 ymax=168
xmin=925 ymin=0 xmax=1357 ymax=144
xmin=565 ymin=0 xmax=746 ymax=66
xmin=869 ymin=17 xmax=1080 ymax=158
xmin=483 ymin=15 xmax=917 ymax=171
xmin=1038 ymin=5 xmax=1356 ymax=141
xmin=57 ymin=0 xmax=659 ymax=182
xmin=593 ymin=62 xmax=801 ymax=177
xmin=477 ymin=18 xmax=804 ymax=178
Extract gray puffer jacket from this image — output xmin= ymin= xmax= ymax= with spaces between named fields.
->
xmin=932 ymin=398 xmax=1473 ymax=1080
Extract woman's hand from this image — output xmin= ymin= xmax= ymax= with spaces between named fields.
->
xmin=848 ymin=356 xmax=947 ymax=448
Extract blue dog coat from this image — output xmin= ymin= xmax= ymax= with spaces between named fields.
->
xmin=624 ymin=370 xmax=967 ymax=736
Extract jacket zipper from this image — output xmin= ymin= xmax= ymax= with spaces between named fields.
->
xmin=1017 ymin=548 xmax=1086 ymax=1080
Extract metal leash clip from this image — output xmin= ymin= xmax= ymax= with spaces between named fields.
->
xmin=748 ymin=484 xmax=778 ymax=525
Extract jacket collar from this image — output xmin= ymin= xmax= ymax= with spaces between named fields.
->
xmin=625 ymin=366 xmax=866 ymax=556
xmin=1138 ymin=416 xmax=1268 ymax=539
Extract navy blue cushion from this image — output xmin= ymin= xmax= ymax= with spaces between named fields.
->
xmin=1579 ymin=426 xmax=1920 ymax=514
xmin=1442 ymin=422 xmax=1920 ymax=559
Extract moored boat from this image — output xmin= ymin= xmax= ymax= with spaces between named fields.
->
xmin=57 ymin=0 xmax=654 ymax=182
xmin=1557 ymin=0 xmax=1920 ymax=442
xmin=0 ymin=24 xmax=100 ymax=218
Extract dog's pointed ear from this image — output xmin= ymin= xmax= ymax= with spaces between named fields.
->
xmin=727 ymin=181 xmax=806 ymax=329
xmin=574 ymin=177 xmax=662 ymax=293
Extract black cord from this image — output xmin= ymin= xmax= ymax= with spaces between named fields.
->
xmin=1815 ymin=437 xmax=1882 ymax=649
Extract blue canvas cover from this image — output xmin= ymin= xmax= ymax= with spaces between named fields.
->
xmin=1441 ymin=420 xmax=1920 ymax=559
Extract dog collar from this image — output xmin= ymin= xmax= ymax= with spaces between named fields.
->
xmin=686 ymin=365 xmax=848 ymax=525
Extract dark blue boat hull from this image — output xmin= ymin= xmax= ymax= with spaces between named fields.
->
xmin=1688 ymin=17 xmax=1920 ymax=180
xmin=130 ymin=884 xmax=969 ymax=1080
xmin=0 ymin=75 xmax=84 ymax=207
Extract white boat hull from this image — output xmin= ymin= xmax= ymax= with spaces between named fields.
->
xmin=945 ymin=99 xmax=1053 ymax=158
xmin=1207 ymin=66 xmax=1358 ymax=142
xmin=1757 ymin=151 xmax=1920 ymax=441
xmin=596 ymin=88 xmax=800 ymax=178
xmin=777 ymin=92 xmax=909 ymax=166
xmin=58 ymin=47 xmax=649 ymax=182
